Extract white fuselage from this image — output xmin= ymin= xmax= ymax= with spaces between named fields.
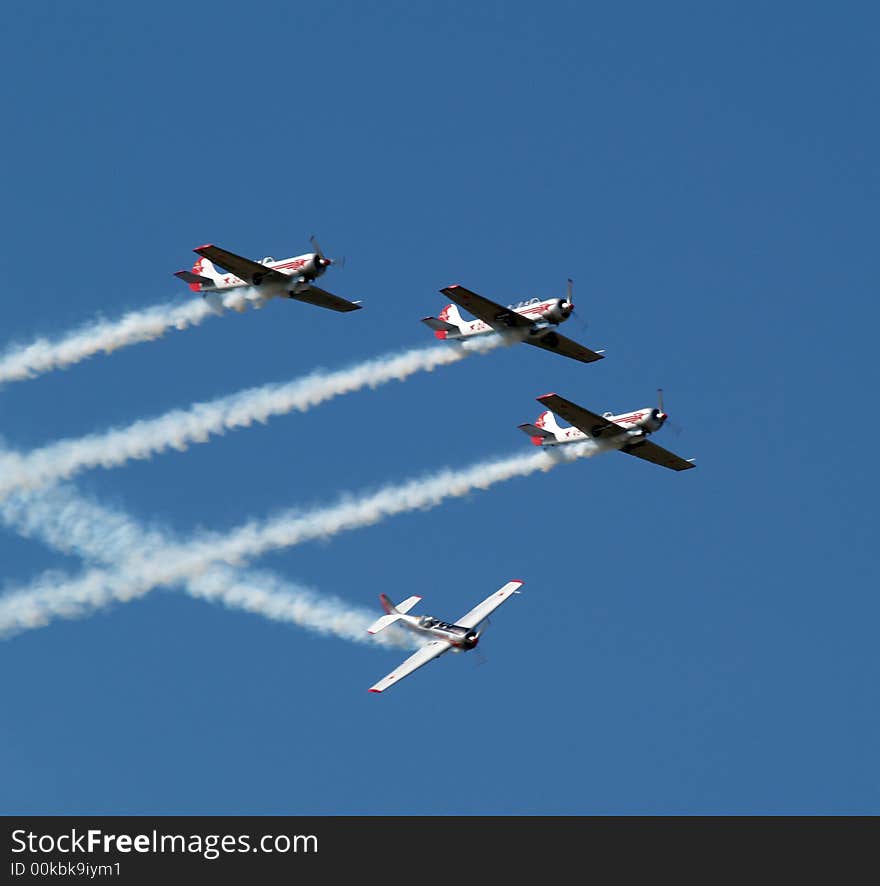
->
xmin=440 ymin=296 xmax=572 ymax=340
xmin=395 ymin=614 xmax=479 ymax=651
xmin=203 ymin=252 xmax=326 ymax=293
xmin=539 ymin=407 xmax=666 ymax=446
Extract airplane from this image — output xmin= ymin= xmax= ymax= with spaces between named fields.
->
xmin=173 ymin=236 xmax=362 ymax=313
xmin=519 ymin=390 xmax=696 ymax=472
xmin=366 ymin=580 xmax=524 ymax=693
xmin=421 ymin=279 xmax=604 ymax=364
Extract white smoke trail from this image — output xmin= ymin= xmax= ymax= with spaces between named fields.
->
xmin=0 ymin=337 xmax=503 ymax=501
xmin=0 ymin=484 xmax=415 ymax=648
xmin=0 ymin=444 xmax=597 ymax=637
xmin=0 ymin=290 xmax=269 ymax=386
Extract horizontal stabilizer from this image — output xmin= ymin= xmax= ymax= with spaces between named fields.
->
xmin=395 ymin=595 xmax=422 ymax=614
xmin=174 ymin=270 xmax=214 ymax=286
xmin=518 ymin=422 xmax=554 ymax=443
xmin=421 ymin=316 xmax=458 ymax=333
xmin=367 ymin=613 xmax=404 ymax=635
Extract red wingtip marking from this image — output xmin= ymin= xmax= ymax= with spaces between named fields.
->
xmin=510 ymin=580 xmax=525 ymax=585
xmin=434 ymin=329 xmax=447 ymax=340
xmin=537 ymin=393 xmax=557 ymax=401
xmin=530 ymin=436 xmax=543 ymax=447
xmin=194 ymin=243 xmax=214 ymax=252
xmin=368 ymin=689 xmax=381 ymax=693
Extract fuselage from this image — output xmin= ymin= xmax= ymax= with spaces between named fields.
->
xmin=396 ymin=614 xmax=480 ymax=651
xmin=442 ymin=296 xmax=573 ymax=340
xmin=539 ymin=407 xmax=667 ymax=446
xmin=202 ymin=251 xmax=327 ymax=293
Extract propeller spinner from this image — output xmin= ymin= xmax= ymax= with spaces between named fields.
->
xmin=309 ymin=235 xmax=346 ymax=272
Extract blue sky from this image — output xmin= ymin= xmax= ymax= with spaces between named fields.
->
xmin=1 ymin=1 xmax=877 ymax=813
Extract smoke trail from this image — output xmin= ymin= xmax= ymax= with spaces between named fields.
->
xmin=0 ymin=444 xmax=597 ymax=637
xmin=0 ymin=484 xmax=415 ymax=648
xmin=0 ymin=290 xmax=268 ymax=386
xmin=0 ymin=337 xmax=503 ymax=500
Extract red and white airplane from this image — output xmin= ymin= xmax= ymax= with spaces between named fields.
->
xmin=366 ymin=580 xmax=524 ymax=693
xmin=519 ymin=390 xmax=696 ymax=471
xmin=422 ymin=279 xmax=604 ymax=364
xmin=173 ymin=237 xmax=362 ymax=313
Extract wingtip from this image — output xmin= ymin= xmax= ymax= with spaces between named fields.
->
xmin=194 ymin=243 xmax=214 ymax=253
xmin=536 ymin=392 xmax=557 ymax=401
xmin=368 ymin=688 xmax=382 ymax=694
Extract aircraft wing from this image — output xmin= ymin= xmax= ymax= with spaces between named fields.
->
xmin=440 ymin=285 xmax=533 ymax=330
xmin=368 ymin=639 xmax=451 ymax=693
xmin=194 ymin=244 xmax=288 ymax=287
xmin=526 ymin=331 xmax=604 ymax=364
xmin=455 ymin=580 xmax=524 ymax=630
xmin=537 ymin=393 xmax=625 ymax=438
xmin=289 ymin=284 xmax=362 ymax=313
xmin=620 ymin=439 xmax=696 ymax=471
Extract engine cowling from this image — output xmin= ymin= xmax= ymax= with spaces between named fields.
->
xmin=634 ymin=408 xmax=666 ymax=433
xmin=461 ymin=630 xmax=479 ymax=650
xmin=538 ymin=298 xmax=572 ymax=324
xmin=298 ymin=254 xmax=325 ymax=280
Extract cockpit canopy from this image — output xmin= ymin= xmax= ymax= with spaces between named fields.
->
xmin=260 ymin=256 xmax=276 ymax=265
xmin=506 ymin=296 xmax=542 ymax=310
xmin=418 ymin=615 xmax=439 ymax=629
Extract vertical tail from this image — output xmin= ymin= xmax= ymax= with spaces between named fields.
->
xmin=369 ymin=593 xmax=422 ymax=634
xmin=518 ymin=410 xmax=563 ymax=446
xmin=192 ymin=257 xmax=224 ymax=289
xmin=173 ymin=257 xmax=224 ymax=292
xmin=438 ymin=303 xmax=464 ymax=330
xmin=420 ymin=303 xmax=466 ymax=339
xmin=535 ymin=410 xmax=562 ymax=436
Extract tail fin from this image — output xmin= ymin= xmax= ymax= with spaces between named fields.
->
xmin=174 ymin=257 xmax=223 ymax=292
xmin=368 ymin=593 xmax=422 ymax=634
xmin=535 ymin=409 xmax=562 ymax=436
xmin=421 ymin=303 xmax=465 ymax=340
xmin=519 ymin=410 xmax=564 ymax=445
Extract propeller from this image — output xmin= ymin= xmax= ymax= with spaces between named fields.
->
xmin=565 ymin=277 xmax=590 ymax=333
xmin=473 ymin=619 xmax=491 ymax=668
xmin=656 ymin=388 xmax=683 ymax=434
xmin=309 ymin=235 xmax=346 ymax=271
